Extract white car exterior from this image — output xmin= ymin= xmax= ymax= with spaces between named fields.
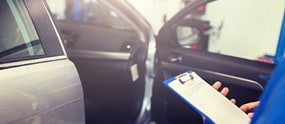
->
xmin=0 ymin=0 xmax=85 ymax=123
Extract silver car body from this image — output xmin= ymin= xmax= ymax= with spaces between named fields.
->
xmin=0 ymin=0 xmax=85 ymax=123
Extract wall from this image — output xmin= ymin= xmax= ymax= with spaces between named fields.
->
xmin=128 ymin=0 xmax=183 ymax=33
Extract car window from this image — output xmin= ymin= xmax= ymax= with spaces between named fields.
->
xmin=47 ymin=0 xmax=134 ymax=31
xmin=0 ymin=0 xmax=44 ymax=63
xmin=175 ymin=0 xmax=283 ymax=63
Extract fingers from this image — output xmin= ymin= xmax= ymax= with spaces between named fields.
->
xmin=212 ymin=81 xmax=222 ymax=90
xmin=248 ymin=112 xmax=254 ymax=118
xmin=212 ymin=81 xmax=230 ymax=96
xmin=230 ymin=98 xmax=236 ymax=104
xmin=240 ymin=101 xmax=260 ymax=112
xmin=220 ymin=87 xmax=229 ymax=96
xmin=240 ymin=101 xmax=259 ymax=119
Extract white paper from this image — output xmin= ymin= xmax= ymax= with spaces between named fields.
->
xmin=166 ymin=72 xmax=250 ymax=124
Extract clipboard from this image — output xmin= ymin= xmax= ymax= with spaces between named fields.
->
xmin=163 ymin=70 xmax=250 ymax=124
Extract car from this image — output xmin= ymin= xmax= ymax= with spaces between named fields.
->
xmin=46 ymin=0 xmax=284 ymax=124
xmin=0 ymin=0 xmax=85 ymax=124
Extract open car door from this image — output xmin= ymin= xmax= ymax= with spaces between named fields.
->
xmin=153 ymin=0 xmax=283 ymax=123
xmin=46 ymin=0 xmax=156 ymax=123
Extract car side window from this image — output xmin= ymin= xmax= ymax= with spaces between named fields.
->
xmin=47 ymin=0 xmax=133 ymax=31
xmin=175 ymin=0 xmax=283 ymax=63
xmin=0 ymin=0 xmax=44 ymax=63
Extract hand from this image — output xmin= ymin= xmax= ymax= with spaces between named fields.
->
xmin=240 ymin=101 xmax=259 ymax=118
xmin=212 ymin=81 xmax=236 ymax=104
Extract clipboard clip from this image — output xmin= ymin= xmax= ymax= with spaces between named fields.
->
xmin=176 ymin=72 xmax=194 ymax=84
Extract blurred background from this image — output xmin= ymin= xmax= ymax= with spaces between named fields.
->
xmin=47 ymin=0 xmax=284 ymax=62
xmin=129 ymin=0 xmax=284 ymax=61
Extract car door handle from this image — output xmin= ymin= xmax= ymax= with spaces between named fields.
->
xmin=169 ymin=54 xmax=183 ymax=63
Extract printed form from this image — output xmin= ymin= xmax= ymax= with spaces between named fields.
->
xmin=164 ymin=71 xmax=250 ymax=124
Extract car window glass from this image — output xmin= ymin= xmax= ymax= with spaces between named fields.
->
xmin=175 ymin=0 xmax=283 ymax=63
xmin=0 ymin=0 xmax=44 ymax=62
xmin=47 ymin=0 xmax=134 ymax=31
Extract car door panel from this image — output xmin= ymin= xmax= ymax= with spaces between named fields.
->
xmin=158 ymin=47 xmax=273 ymax=86
xmin=57 ymin=21 xmax=139 ymax=52
xmin=158 ymin=50 xmax=269 ymax=104
xmin=0 ymin=60 xmax=85 ymax=124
